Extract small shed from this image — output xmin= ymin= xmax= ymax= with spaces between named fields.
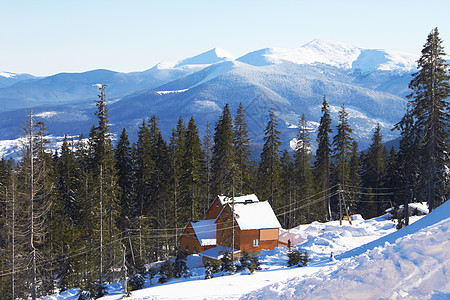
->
xmin=179 ymin=219 xmax=216 ymax=255
xmin=198 ymin=245 xmax=241 ymax=265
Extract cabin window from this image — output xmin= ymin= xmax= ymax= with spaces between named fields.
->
xmin=186 ymin=230 xmax=190 ymax=237
xmin=193 ymin=246 xmax=197 ymax=253
xmin=185 ymin=244 xmax=189 ymax=251
xmin=253 ymin=239 xmax=259 ymax=247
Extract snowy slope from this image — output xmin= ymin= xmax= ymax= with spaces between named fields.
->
xmin=244 ymin=202 xmax=450 ymax=299
xmin=40 ymin=201 xmax=450 ymax=300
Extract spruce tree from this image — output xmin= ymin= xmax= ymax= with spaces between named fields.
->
xmin=233 ymin=102 xmax=252 ymax=194
xmin=313 ymin=96 xmax=333 ymax=221
xmin=200 ymin=121 xmax=213 ymax=217
xmin=148 ymin=115 xmax=171 ymax=258
xmin=114 ymin=128 xmax=134 ymax=232
xmin=180 ymin=116 xmax=203 ymax=223
xmin=133 ymin=119 xmax=157 ymax=262
xmin=332 ymin=104 xmax=353 ymax=186
xmin=90 ymin=85 xmax=121 ymax=284
xmin=169 ymin=117 xmax=186 ymax=234
xmin=53 ymin=136 xmax=84 ymax=291
xmin=294 ymin=114 xmax=314 ymax=223
xmin=406 ymin=27 xmax=450 ymax=211
xmin=348 ymin=141 xmax=361 ymax=216
xmin=332 ymin=104 xmax=353 ymax=221
xmin=15 ymin=111 xmax=53 ymax=299
xmin=280 ymin=149 xmax=295 ymax=228
xmin=361 ymin=124 xmax=388 ymax=217
xmin=258 ymin=109 xmax=282 ymax=208
xmin=394 ymin=104 xmax=421 ymax=226
xmin=211 ymin=104 xmax=236 ymax=196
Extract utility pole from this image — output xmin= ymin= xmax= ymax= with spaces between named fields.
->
xmin=338 ymin=184 xmax=343 ymax=226
xmin=11 ymin=177 xmax=16 ymax=300
xmin=122 ymin=244 xmax=127 ymax=297
xmin=28 ymin=111 xmax=37 ymax=300
xmin=99 ymin=165 xmax=103 ymax=286
xmin=343 ymin=194 xmax=352 ymax=225
xmin=231 ymin=177 xmax=236 ymax=268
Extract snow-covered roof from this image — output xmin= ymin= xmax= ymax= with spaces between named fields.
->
xmin=232 ymin=201 xmax=281 ymax=230
xmin=385 ymin=202 xmax=429 ymax=215
xmin=190 ymin=219 xmax=217 ymax=246
xmin=217 ymin=194 xmax=260 ymax=206
xmin=198 ymin=245 xmax=240 ymax=260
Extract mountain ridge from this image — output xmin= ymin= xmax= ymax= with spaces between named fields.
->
xmin=0 ymin=39 xmax=418 ymax=157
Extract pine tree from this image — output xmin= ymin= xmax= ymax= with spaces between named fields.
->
xmin=406 ymin=27 xmax=450 ymax=211
xmin=211 ymin=104 xmax=236 ymax=196
xmin=233 ymin=102 xmax=252 ymax=194
xmin=257 ymin=109 xmax=282 ymax=208
xmin=313 ymin=96 xmax=333 ymax=221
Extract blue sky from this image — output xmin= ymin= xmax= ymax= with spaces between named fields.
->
xmin=1 ymin=0 xmax=450 ymax=76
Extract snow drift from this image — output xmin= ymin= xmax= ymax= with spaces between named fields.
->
xmin=243 ymin=201 xmax=450 ymax=299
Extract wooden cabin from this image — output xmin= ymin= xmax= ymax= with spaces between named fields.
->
xmin=179 ymin=219 xmax=216 ymax=255
xmin=179 ymin=194 xmax=281 ymax=262
xmin=215 ymin=201 xmax=281 ymax=254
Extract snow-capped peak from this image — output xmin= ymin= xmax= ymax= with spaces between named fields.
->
xmin=237 ymin=39 xmax=417 ymax=74
xmin=237 ymin=39 xmax=361 ymax=69
xmin=0 ymin=71 xmax=17 ymax=78
xmin=174 ymin=47 xmax=234 ymax=68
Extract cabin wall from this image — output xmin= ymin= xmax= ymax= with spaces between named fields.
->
xmin=205 ymin=197 xmax=223 ymax=220
xmin=179 ymin=223 xmax=214 ymax=255
xmin=240 ymin=228 xmax=279 ymax=253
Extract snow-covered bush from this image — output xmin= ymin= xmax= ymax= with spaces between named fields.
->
xmin=158 ymin=260 xmax=174 ymax=283
xmin=128 ymin=273 xmax=145 ymax=291
xmin=237 ymin=252 xmax=261 ymax=273
xmin=96 ymin=282 xmax=109 ymax=298
xmin=77 ymin=290 xmax=91 ymax=300
xmin=220 ymin=252 xmax=236 ymax=273
xmin=204 ymin=260 xmax=214 ymax=279
xmin=173 ymin=249 xmax=190 ymax=278
xmin=287 ymin=249 xmax=309 ymax=267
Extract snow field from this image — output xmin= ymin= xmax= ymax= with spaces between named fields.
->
xmin=41 ymin=202 xmax=450 ymax=300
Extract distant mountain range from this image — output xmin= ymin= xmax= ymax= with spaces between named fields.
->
xmin=0 ymin=39 xmax=418 ymax=157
